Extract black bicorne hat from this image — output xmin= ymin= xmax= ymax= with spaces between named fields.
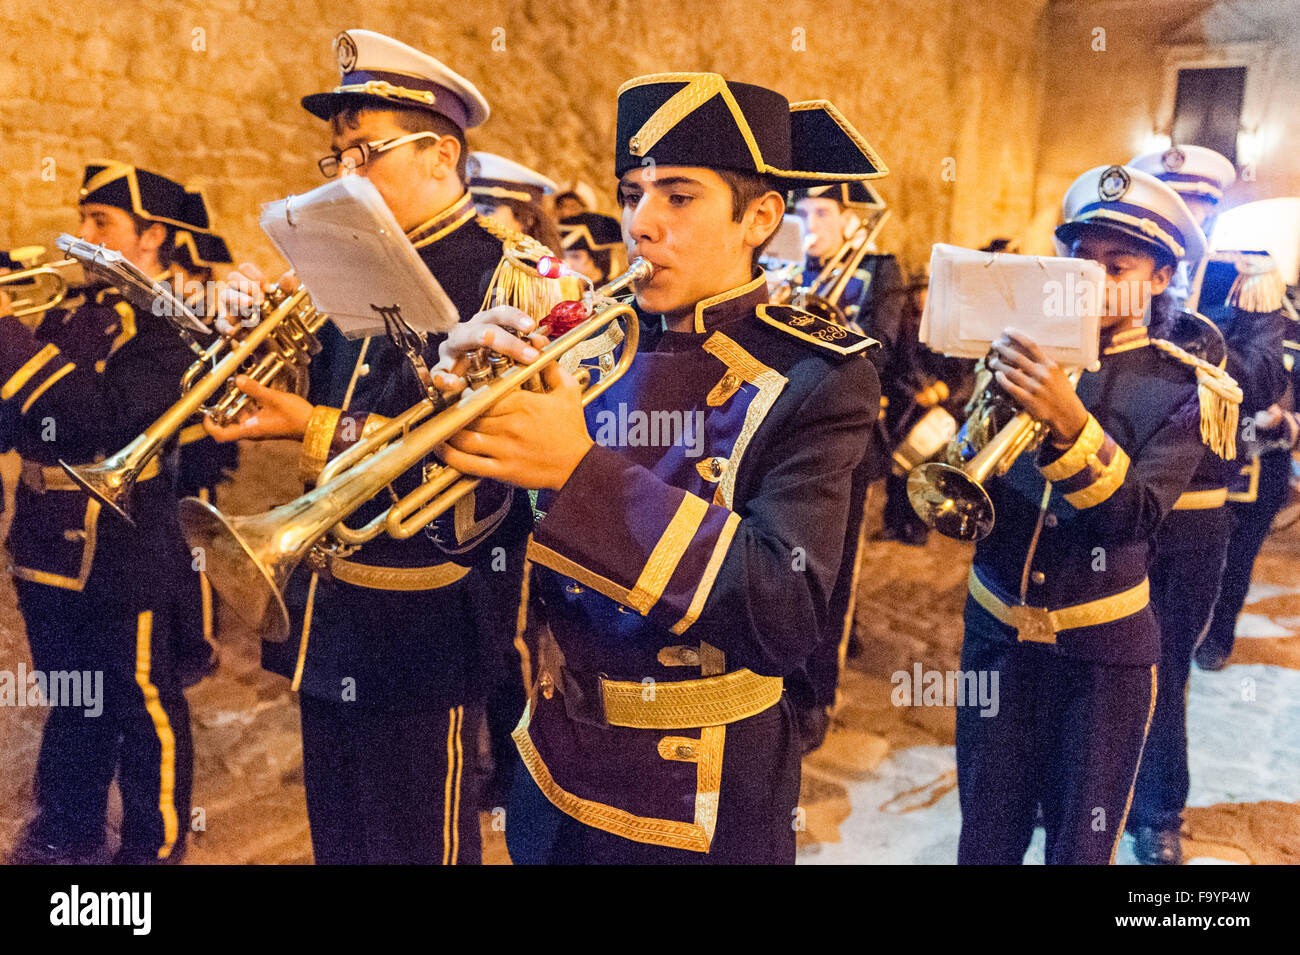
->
xmin=79 ymin=161 xmax=190 ymax=227
xmin=614 ymin=73 xmax=887 ymax=187
xmin=559 ymin=212 xmax=622 ymax=253
xmin=790 ymin=180 xmax=886 ymax=211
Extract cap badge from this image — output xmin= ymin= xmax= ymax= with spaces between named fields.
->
xmin=336 ymin=33 xmax=358 ymax=75
xmin=1161 ymin=147 xmax=1186 ymax=173
xmin=1098 ymin=165 xmax=1131 ymax=202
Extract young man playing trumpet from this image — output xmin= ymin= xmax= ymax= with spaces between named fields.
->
xmin=953 ymin=165 xmax=1240 ymax=864
xmin=206 ymin=29 xmax=551 ymax=865
xmin=1 ymin=162 xmax=199 ymax=864
xmin=432 ymin=73 xmax=884 ymax=864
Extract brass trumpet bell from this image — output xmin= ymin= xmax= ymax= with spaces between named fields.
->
xmin=906 ymin=462 xmax=995 ymax=542
xmin=0 ymin=256 xmax=82 ymax=320
xmin=178 ymin=496 xmax=296 ymax=640
xmin=60 ymin=286 xmax=318 ymax=521
xmin=181 ymin=258 xmax=654 ymax=640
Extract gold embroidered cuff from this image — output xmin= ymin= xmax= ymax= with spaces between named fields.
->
xmin=1039 ymin=414 xmax=1104 ymax=481
xmin=299 ymin=405 xmax=342 ymax=484
xmin=1064 ymin=445 xmax=1130 ymax=509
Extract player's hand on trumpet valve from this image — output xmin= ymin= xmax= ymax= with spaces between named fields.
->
xmin=213 ymin=263 xmax=299 ymax=335
xmin=201 ymin=374 xmax=314 ymax=442
xmin=430 ymin=304 xmax=592 ymax=491
xmin=988 ymin=328 xmax=1090 ymax=447
xmin=429 ymin=305 xmax=548 ymax=397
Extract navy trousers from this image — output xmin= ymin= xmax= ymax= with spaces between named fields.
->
xmin=956 ymin=619 xmax=1155 ymax=865
xmin=1200 ymin=451 xmax=1292 ymax=661
xmin=1128 ymin=505 xmax=1233 ymax=832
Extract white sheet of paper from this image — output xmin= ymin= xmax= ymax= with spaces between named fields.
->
xmin=922 ymin=244 xmax=1102 ymax=367
xmin=260 ymin=177 xmax=461 ymax=339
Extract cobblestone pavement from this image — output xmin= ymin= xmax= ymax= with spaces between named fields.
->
xmin=1 ymin=446 xmax=1297 ymax=864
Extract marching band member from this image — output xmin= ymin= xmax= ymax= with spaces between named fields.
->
xmin=557 ymin=211 xmax=623 ymax=286
xmin=956 ymin=165 xmax=1239 ymax=864
xmin=1 ymin=162 xmax=199 ymax=864
xmin=207 ymin=29 xmax=550 ymax=865
xmin=1122 ymin=145 xmax=1288 ymax=864
xmin=792 ymin=181 xmax=902 ymax=329
xmin=434 ymin=72 xmax=884 ymax=863
xmin=470 ymin=151 xmax=565 ymax=253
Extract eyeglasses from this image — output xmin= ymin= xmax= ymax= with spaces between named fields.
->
xmin=317 ymin=131 xmax=442 ymax=178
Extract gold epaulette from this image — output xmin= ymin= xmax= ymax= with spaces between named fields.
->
xmin=1151 ymin=337 xmax=1242 ymax=459
xmin=754 ymin=304 xmax=877 ymax=357
xmin=1213 ymin=251 xmax=1286 ymax=313
xmin=475 ymin=215 xmax=566 ymax=324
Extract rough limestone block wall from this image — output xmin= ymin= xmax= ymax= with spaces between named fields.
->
xmin=0 ymin=0 xmax=1050 ymax=278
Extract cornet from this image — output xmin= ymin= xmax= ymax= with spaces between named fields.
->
xmin=179 ymin=258 xmax=652 ymax=641
xmin=60 ymin=286 xmax=322 ymax=522
xmin=906 ymin=364 xmax=1081 ymax=542
xmin=0 ymin=252 xmax=83 ymax=320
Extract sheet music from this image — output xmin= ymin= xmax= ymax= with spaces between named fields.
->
xmin=260 ymin=177 xmax=460 ymax=339
xmin=55 ymin=234 xmax=209 ymax=334
xmin=921 ymin=244 xmax=1103 ymax=368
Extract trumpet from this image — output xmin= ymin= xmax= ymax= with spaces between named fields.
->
xmin=0 ymin=253 xmax=83 ymax=320
xmin=178 ymin=258 xmax=652 ymax=641
xmin=906 ymin=363 xmax=1081 ymax=542
xmin=60 ymin=286 xmax=322 ymax=523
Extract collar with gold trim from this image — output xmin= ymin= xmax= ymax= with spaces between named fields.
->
xmin=679 ymin=273 xmax=769 ymax=334
xmin=1102 ymin=326 xmax=1150 ymax=355
xmin=405 ymin=192 xmax=477 ymax=249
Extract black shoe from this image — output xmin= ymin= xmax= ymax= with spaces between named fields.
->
xmin=1132 ymin=826 xmax=1182 ymax=865
xmin=797 ymin=705 xmax=832 ymax=755
xmin=1194 ymin=645 xmax=1231 ymax=671
xmin=7 ymin=827 xmax=106 ymax=865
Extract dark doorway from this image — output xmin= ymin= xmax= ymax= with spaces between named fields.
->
xmin=1171 ymin=66 xmax=1246 ymax=164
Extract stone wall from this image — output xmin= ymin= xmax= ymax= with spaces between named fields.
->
xmin=0 ymin=0 xmax=1051 ymax=278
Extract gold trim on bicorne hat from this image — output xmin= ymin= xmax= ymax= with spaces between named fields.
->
xmin=559 ymin=213 xmax=622 ymax=252
xmin=614 ymin=72 xmax=887 ymax=187
xmin=79 ymin=160 xmax=191 ymax=230
xmin=792 ymin=180 xmax=886 ymax=211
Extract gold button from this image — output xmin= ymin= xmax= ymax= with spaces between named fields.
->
xmin=565 ymin=582 xmax=584 ymax=595
xmin=539 ymin=671 xmax=555 ymax=700
xmin=1031 ymin=571 xmax=1045 ymax=585
xmin=720 ymin=372 xmax=739 ymax=392
xmin=678 ymin=648 xmax=700 ymax=666
xmin=675 ymin=744 xmax=695 ymax=759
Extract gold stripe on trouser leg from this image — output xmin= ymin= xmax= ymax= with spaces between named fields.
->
xmin=834 ymin=486 xmax=872 ymax=711
xmin=441 ymin=701 xmax=462 ymax=867
xmin=198 ymin=488 xmax=214 ymax=643
xmin=1110 ymin=665 xmax=1158 ymax=864
xmin=452 ymin=705 xmax=464 ymax=865
xmin=290 ymin=574 xmax=318 ymax=692
xmin=134 ymin=610 xmax=179 ymax=859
